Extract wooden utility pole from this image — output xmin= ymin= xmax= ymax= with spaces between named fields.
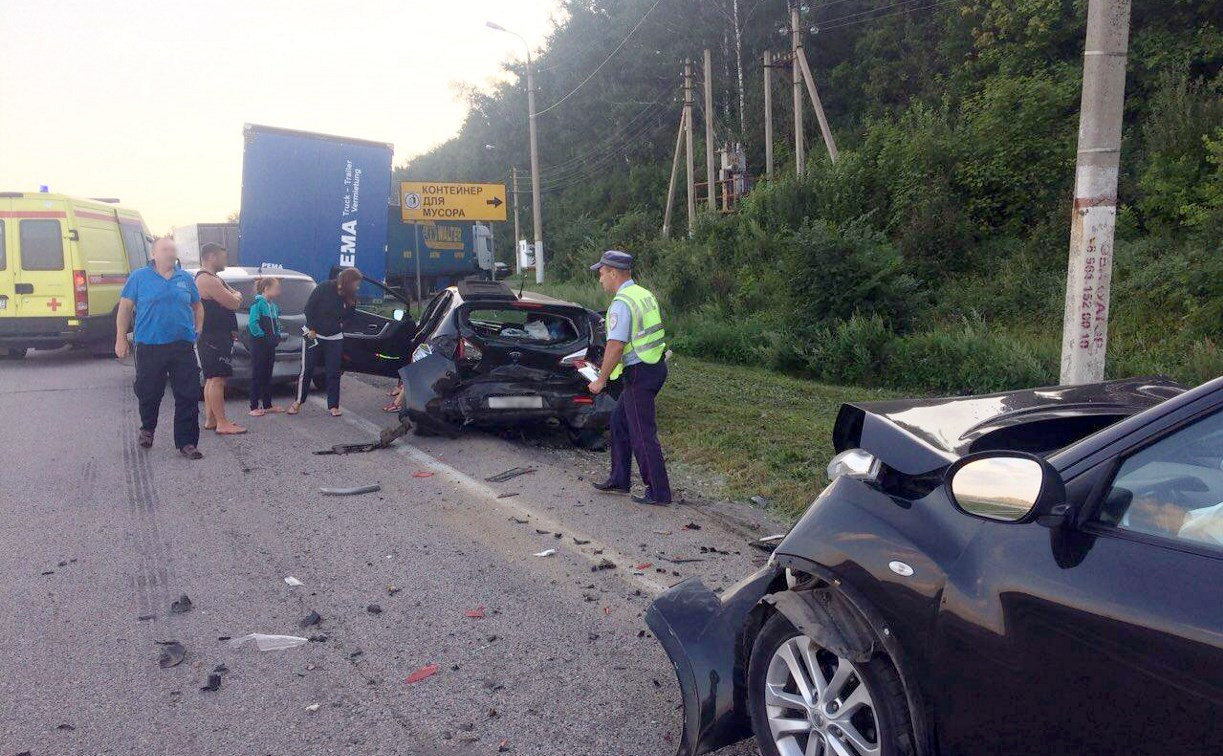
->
xmin=1060 ymin=0 xmax=1131 ymax=384
xmin=763 ymin=50 xmax=774 ymax=179
xmin=662 ymin=110 xmax=687 ymax=239
xmin=796 ymin=48 xmax=838 ymax=162
xmin=511 ymin=166 xmax=521 ymax=276
xmin=684 ymin=59 xmax=696 ymax=233
xmin=791 ymin=2 xmax=804 ymax=176
xmin=703 ymin=49 xmax=717 ymax=212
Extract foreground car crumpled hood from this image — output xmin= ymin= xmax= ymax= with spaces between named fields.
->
xmin=832 ymin=376 xmax=1184 ymax=474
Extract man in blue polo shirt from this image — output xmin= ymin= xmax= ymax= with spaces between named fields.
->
xmin=114 ymin=237 xmax=206 ymax=459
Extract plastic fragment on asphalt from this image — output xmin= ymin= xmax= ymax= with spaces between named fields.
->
xmin=170 ymin=594 xmax=193 ymax=613
xmin=228 ymin=634 xmax=309 ymax=651
xmin=306 ymin=703 xmax=321 ymax=712
xmin=682 ymin=522 xmax=701 ymax=531
xmin=412 ymin=471 xmax=435 ymax=478
xmin=510 ymin=517 xmax=529 ymax=524
xmin=299 ymin=610 xmax=322 ymax=628
xmin=319 ymin=484 xmax=381 ymax=496
xmin=138 ymin=614 xmax=156 ymax=621
xmin=535 ymin=529 xmax=551 ymax=535
xmin=284 ymin=576 xmax=304 ymax=587
xmin=499 ymin=740 xmax=510 ymax=752
xmin=200 ymin=673 xmax=221 ymax=691
xmin=485 ymin=466 xmax=536 ymax=483
xmin=534 ymin=549 xmax=557 ymax=557
xmin=387 ymin=584 xmax=402 ymax=595
xmin=367 ymin=604 xmax=383 ymax=614
xmin=591 ymin=559 xmax=617 ymax=572
xmin=573 ymin=538 xmax=591 ymax=545
xmin=158 ymin=641 xmax=186 ymax=668
xmin=405 ymin=664 xmax=439 ymax=684
xmin=496 ymin=492 xmax=520 ymax=499
xmin=750 ymin=495 xmax=770 ymax=507
xmin=635 ymin=562 xmax=653 ymax=570
xmin=465 ymin=607 xmax=486 ymax=619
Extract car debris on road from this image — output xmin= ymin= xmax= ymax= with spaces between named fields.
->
xmin=228 ymin=634 xmax=309 ymax=651
xmin=319 ymin=484 xmax=382 ymax=496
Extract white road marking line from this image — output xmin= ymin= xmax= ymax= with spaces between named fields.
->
xmin=309 ymin=398 xmax=669 ymax=595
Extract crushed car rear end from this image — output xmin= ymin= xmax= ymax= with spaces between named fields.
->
xmin=399 ymin=283 xmax=614 ymax=440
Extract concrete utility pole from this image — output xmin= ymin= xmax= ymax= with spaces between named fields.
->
xmin=511 ymin=165 xmax=521 ymax=277
xmin=1060 ymin=0 xmax=1131 ymax=385
xmin=662 ymin=110 xmax=687 ymax=239
xmin=526 ymin=57 xmax=545 ymax=283
xmin=704 ymin=49 xmax=717 ymax=212
xmin=764 ymin=50 xmax=774 ymax=179
xmin=684 ymin=59 xmax=696 ymax=233
xmin=487 ymin=21 xmax=544 ymax=283
xmin=796 ymin=48 xmax=838 ymax=162
xmin=791 ymin=2 xmax=804 ymax=176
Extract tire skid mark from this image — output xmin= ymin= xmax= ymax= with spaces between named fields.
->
xmin=120 ymin=390 xmax=177 ymax=618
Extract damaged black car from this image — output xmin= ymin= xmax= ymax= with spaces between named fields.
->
xmin=395 ymin=280 xmax=615 ymax=446
xmin=648 ymin=375 xmax=1223 ymax=756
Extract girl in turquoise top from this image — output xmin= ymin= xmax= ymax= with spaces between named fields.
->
xmin=247 ymin=277 xmax=285 ymax=416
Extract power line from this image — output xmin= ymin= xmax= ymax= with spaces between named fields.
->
xmin=535 ymin=0 xmax=667 ymax=116
xmin=817 ymin=0 xmax=963 ymax=31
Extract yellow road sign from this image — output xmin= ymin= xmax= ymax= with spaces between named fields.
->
xmin=400 ymin=181 xmax=507 ymax=222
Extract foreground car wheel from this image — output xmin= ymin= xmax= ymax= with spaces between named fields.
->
xmin=749 ymin=613 xmax=909 ymax=756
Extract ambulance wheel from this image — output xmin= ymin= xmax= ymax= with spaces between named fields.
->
xmin=3 ymin=347 xmax=28 ymax=359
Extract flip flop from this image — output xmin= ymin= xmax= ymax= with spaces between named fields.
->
xmin=287 ymin=403 xmax=300 ymax=415
xmin=248 ymin=409 xmax=266 ymax=417
xmin=266 ymin=406 xmax=286 ymax=414
xmin=215 ymin=425 xmax=247 ymax=435
xmin=382 ymin=402 xmax=401 ymax=413
xmin=329 ymin=408 xmax=343 ymax=417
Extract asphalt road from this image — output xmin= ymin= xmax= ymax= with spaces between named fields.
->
xmin=0 ymin=348 xmax=778 ymax=756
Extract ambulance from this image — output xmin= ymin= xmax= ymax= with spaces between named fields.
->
xmin=0 ymin=192 xmax=152 ymax=358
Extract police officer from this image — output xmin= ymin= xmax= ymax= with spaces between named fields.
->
xmin=587 ymin=250 xmax=672 ymax=506
xmin=114 ymin=237 xmax=206 ymax=459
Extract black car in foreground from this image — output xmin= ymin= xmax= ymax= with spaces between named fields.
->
xmin=397 ymin=280 xmax=614 ymax=445
xmin=647 ymin=375 xmax=1223 ymax=756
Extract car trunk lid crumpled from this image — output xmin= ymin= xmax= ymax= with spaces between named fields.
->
xmin=400 ymin=298 xmax=610 ymax=430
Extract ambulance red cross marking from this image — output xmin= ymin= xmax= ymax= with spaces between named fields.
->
xmin=47 ymin=297 xmax=61 ymax=312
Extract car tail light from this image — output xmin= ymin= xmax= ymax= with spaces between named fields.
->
xmin=456 ymin=337 xmax=483 ymax=362
xmin=827 ymin=449 xmax=881 ymax=483
xmin=571 ymin=395 xmax=594 ymax=405
xmin=73 ymin=270 xmax=88 ymax=316
xmin=560 ymin=348 xmax=587 ymax=367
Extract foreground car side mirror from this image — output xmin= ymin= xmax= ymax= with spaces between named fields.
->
xmin=946 ymin=451 xmax=1068 ymax=526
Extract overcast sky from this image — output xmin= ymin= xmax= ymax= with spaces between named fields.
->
xmin=0 ymin=0 xmax=560 ymax=233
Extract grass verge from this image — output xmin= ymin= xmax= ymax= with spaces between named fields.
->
xmin=656 ymin=356 xmax=898 ymax=522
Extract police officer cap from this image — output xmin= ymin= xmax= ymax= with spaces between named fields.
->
xmin=590 ymin=249 xmax=633 ymax=271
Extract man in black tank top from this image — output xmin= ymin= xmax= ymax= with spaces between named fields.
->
xmin=195 ymin=243 xmax=246 ymax=435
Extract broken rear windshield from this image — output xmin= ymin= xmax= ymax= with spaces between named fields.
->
xmin=463 ymin=308 xmax=581 ymax=344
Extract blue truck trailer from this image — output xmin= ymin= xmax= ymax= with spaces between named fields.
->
xmin=385 ymin=207 xmax=500 ymax=299
xmin=238 ymin=124 xmax=393 ymax=285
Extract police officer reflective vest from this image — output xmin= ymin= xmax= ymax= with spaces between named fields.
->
xmin=609 ymin=283 xmax=666 ymax=380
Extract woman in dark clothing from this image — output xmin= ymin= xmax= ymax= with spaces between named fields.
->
xmin=289 ymin=268 xmax=360 ymax=416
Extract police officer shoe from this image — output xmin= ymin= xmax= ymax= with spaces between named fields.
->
xmin=138 ymin=430 xmax=154 ymax=448
xmin=632 ymin=493 xmax=669 ymax=506
xmin=178 ymin=445 xmax=203 ymax=460
xmin=591 ymin=480 xmax=630 ymax=495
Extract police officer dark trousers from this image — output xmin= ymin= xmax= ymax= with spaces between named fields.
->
xmin=586 ymin=250 xmax=672 ymax=506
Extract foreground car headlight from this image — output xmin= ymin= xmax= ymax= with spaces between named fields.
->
xmin=827 ymin=448 xmax=881 ymax=483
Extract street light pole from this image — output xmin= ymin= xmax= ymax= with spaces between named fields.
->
xmin=488 ymin=21 xmax=545 ymax=284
